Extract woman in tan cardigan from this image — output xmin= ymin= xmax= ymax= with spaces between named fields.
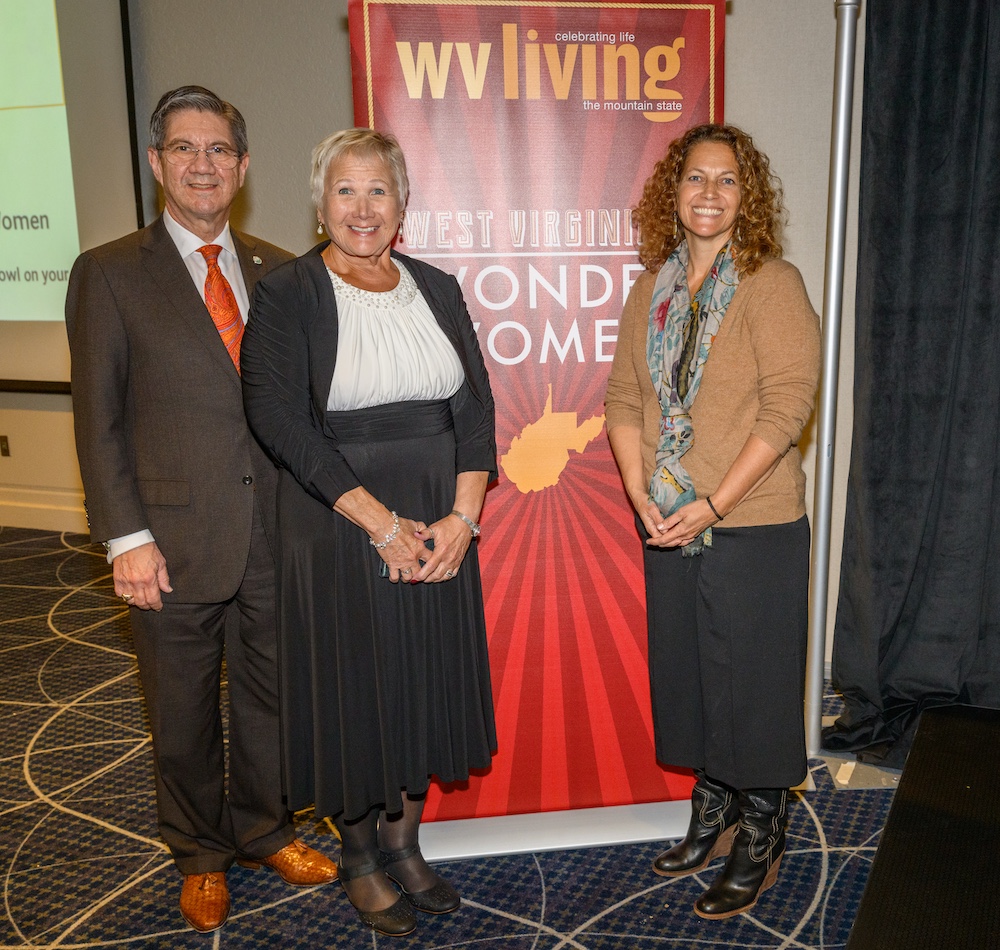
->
xmin=605 ymin=124 xmax=820 ymax=920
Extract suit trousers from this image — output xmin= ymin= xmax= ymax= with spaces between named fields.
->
xmin=129 ymin=498 xmax=293 ymax=874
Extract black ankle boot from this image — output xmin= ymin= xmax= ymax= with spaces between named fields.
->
xmin=653 ymin=770 xmax=739 ymax=877
xmin=694 ymin=788 xmax=787 ymax=919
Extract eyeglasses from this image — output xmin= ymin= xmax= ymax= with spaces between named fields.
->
xmin=158 ymin=144 xmax=242 ymax=169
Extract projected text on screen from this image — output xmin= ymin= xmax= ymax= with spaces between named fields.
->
xmin=0 ymin=0 xmax=80 ymax=322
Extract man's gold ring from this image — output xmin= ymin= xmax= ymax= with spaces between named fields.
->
xmin=122 ymin=594 xmax=134 ymax=603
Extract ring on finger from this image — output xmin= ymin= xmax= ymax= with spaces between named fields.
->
xmin=122 ymin=594 xmax=134 ymax=603
xmin=401 ymin=568 xmax=412 ymax=575
xmin=445 ymin=569 xmax=455 ymax=577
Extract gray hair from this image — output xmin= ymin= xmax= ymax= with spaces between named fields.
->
xmin=310 ymin=129 xmax=409 ymax=209
xmin=149 ymin=85 xmax=248 ymax=156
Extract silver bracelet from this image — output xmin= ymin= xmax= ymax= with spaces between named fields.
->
xmin=450 ymin=509 xmax=481 ymax=538
xmin=370 ymin=511 xmax=400 ymax=549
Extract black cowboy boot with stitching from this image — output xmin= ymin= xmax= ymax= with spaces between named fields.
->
xmin=694 ymin=787 xmax=788 ymax=919
xmin=653 ymin=770 xmax=739 ymax=877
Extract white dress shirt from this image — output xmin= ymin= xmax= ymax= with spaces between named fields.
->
xmin=162 ymin=210 xmax=251 ymax=320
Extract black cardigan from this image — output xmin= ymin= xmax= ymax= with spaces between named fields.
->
xmin=241 ymin=244 xmax=497 ymax=508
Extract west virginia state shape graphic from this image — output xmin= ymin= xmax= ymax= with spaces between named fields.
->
xmin=500 ymin=384 xmax=605 ymax=493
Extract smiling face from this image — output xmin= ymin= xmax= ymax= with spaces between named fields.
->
xmin=147 ymin=108 xmax=248 ymax=242
xmin=318 ymin=152 xmax=404 ymax=271
xmin=676 ymin=140 xmax=742 ymax=255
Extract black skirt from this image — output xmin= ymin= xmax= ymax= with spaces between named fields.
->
xmin=643 ymin=516 xmax=810 ymax=789
xmin=274 ymin=399 xmax=497 ymax=820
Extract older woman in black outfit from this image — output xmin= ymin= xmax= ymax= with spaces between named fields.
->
xmin=241 ymin=129 xmax=497 ymax=938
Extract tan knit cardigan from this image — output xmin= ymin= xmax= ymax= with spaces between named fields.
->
xmin=605 ymin=258 xmax=822 ymax=528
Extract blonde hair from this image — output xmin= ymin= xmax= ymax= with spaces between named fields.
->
xmin=310 ymin=128 xmax=409 ymax=208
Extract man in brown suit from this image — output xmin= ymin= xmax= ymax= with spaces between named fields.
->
xmin=65 ymin=86 xmax=336 ymax=933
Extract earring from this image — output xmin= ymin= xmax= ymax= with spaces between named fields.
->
xmin=317 ymin=221 xmax=324 ymax=235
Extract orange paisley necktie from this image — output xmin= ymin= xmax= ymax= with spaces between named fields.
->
xmin=198 ymin=244 xmax=243 ymax=372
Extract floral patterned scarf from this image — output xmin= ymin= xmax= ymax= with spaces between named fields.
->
xmin=646 ymin=240 xmax=739 ymax=555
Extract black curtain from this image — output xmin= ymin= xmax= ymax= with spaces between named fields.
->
xmin=824 ymin=0 xmax=1000 ymax=768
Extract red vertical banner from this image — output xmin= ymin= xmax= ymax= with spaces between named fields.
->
xmin=349 ymin=0 xmax=725 ymax=820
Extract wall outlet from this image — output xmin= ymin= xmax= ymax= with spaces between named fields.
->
xmin=0 ymin=436 xmax=9 ymax=457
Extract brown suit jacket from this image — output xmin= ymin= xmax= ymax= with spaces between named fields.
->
xmin=66 ymin=216 xmax=294 ymax=602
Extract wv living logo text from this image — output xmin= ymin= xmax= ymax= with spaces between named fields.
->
xmin=394 ymin=23 xmax=689 ymax=122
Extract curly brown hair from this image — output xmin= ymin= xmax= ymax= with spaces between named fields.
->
xmin=633 ymin=124 xmax=784 ymax=276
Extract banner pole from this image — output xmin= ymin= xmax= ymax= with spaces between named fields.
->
xmin=807 ymin=0 xmax=861 ymax=756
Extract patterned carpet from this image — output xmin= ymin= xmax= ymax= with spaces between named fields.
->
xmin=0 ymin=525 xmax=893 ymax=949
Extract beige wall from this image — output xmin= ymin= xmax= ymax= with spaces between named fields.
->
xmin=726 ymin=0 xmax=864 ymax=658
xmin=1 ymin=0 xmax=862 ymax=656
xmin=0 ymin=392 xmax=86 ymax=531
xmin=130 ymin=0 xmax=357 ymax=253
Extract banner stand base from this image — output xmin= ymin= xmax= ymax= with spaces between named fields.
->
xmin=421 ymin=800 xmax=691 ymax=861
xmin=422 ymin=769 xmax=815 ymax=861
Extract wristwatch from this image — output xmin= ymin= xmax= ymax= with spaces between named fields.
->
xmin=450 ymin=509 xmax=481 ymax=538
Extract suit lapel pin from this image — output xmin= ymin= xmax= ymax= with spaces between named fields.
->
xmin=252 ymin=255 xmax=263 ymax=265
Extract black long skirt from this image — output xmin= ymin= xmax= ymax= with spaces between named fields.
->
xmin=644 ymin=517 xmax=810 ymax=790
xmin=274 ymin=399 xmax=497 ymax=820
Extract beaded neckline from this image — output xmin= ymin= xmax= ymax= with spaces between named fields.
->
xmin=327 ymin=264 xmax=419 ymax=306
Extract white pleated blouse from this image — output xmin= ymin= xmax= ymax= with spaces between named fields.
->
xmin=326 ymin=263 xmax=465 ymax=411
